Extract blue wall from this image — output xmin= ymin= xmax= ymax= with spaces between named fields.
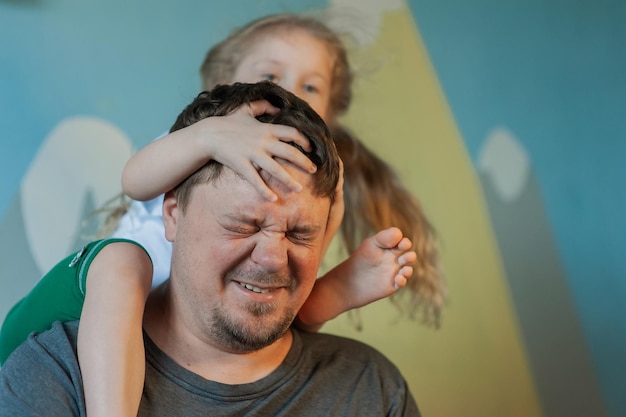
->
xmin=1 ymin=0 xmax=625 ymax=415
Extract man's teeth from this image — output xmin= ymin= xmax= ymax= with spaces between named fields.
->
xmin=238 ymin=282 xmax=269 ymax=294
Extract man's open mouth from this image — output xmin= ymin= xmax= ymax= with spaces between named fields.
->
xmin=236 ymin=281 xmax=270 ymax=294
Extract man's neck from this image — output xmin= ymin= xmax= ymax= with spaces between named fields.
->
xmin=143 ymin=283 xmax=294 ymax=384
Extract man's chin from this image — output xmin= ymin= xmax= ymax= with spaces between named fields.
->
xmin=211 ymin=308 xmax=295 ymax=352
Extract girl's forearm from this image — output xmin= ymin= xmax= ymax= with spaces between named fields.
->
xmin=122 ymin=124 xmax=214 ymax=200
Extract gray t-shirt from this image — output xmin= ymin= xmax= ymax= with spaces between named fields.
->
xmin=0 ymin=321 xmax=420 ymax=416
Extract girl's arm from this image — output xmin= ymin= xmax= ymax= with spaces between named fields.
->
xmin=78 ymin=241 xmax=153 ymax=417
xmin=122 ymin=100 xmax=317 ymax=202
xmin=296 ymin=227 xmax=417 ymax=332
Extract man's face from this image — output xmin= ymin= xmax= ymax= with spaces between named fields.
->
xmin=163 ymin=163 xmax=330 ymax=353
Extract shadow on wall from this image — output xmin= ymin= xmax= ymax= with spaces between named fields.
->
xmin=478 ymin=127 xmax=606 ymax=417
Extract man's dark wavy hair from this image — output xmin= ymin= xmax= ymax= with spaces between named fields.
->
xmin=170 ymin=81 xmax=341 ymax=211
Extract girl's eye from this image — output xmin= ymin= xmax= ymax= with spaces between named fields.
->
xmin=261 ymin=73 xmax=278 ymax=82
xmin=303 ymin=84 xmax=319 ymax=94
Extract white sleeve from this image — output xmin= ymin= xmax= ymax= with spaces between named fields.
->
xmin=111 ymin=196 xmax=172 ymax=287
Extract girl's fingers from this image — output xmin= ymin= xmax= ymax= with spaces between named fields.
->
xmin=253 ymin=155 xmax=304 ymax=193
xmin=238 ymin=163 xmax=279 ymax=202
xmin=247 ymin=100 xmax=280 ymax=116
xmin=223 ymin=100 xmax=320 ymax=197
xmin=246 ymin=101 xmax=312 ymax=152
xmin=266 ymin=140 xmax=317 ymax=174
xmin=273 ymin=124 xmax=313 ymax=152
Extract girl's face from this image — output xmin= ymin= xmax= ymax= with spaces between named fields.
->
xmin=231 ymin=28 xmax=334 ymax=122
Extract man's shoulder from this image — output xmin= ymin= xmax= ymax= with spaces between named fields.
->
xmin=0 ymin=321 xmax=84 ymax=416
xmin=297 ymin=330 xmax=398 ymax=369
xmin=292 ymin=330 xmax=420 ymax=415
xmin=31 ymin=320 xmax=80 ymax=345
xmin=4 ymin=320 xmax=79 ymax=365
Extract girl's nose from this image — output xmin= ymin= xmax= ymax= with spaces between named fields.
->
xmin=278 ymin=78 xmax=297 ymax=96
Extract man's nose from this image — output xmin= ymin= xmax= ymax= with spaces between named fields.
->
xmin=250 ymin=233 xmax=288 ymax=272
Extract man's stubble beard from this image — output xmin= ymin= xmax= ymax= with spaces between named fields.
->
xmin=210 ymin=302 xmax=296 ymax=352
xmin=210 ymin=267 xmax=299 ymax=352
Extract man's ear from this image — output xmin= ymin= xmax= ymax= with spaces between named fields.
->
xmin=162 ymin=190 xmax=180 ymax=243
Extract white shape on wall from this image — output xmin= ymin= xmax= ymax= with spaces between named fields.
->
xmin=20 ymin=116 xmax=132 ymax=274
xmin=478 ymin=126 xmax=530 ymax=203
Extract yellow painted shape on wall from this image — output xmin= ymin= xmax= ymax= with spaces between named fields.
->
xmin=322 ymin=8 xmax=543 ymax=417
